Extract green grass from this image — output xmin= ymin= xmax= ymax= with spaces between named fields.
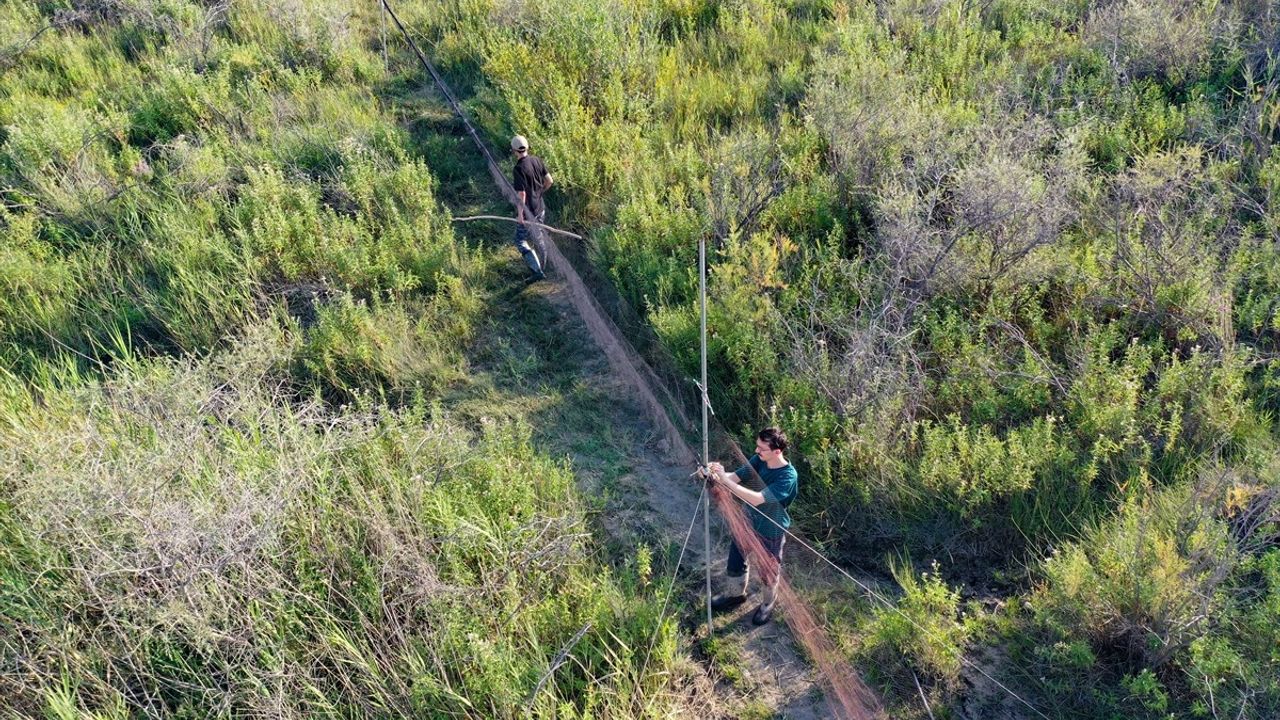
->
xmin=0 ymin=324 xmax=694 ymax=717
xmin=0 ymin=2 xmax=713 ymax=717
xmin=4 ymin=0 xmax=1280 ymax=717
xmin=700 ymin=634 xmax=750 ymax=690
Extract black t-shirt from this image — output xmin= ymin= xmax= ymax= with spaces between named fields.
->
xmin=512 ymin=155 xmax=549 ymax=215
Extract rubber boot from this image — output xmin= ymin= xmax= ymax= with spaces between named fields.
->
xmin=753 ymin=582 xmax=778 ymax=625
xmin=521 ymin=248 xmax=545 ymax=281
xmin=711 ymin=569 xmax=750 ymax=612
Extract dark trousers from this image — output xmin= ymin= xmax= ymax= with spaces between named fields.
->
xmin=726 ymin=533 xmax=785 ymax=578
xmin=513 ymin=209 xmax=546 ymax=274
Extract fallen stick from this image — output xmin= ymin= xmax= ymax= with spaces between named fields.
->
xmin=452 ymin=215 xmax=585 ymax=240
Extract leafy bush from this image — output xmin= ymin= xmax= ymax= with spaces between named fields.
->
xmin=1023 ymin=464 xmax=1280 ymax=717
xmin=1090 ymin=147 xmax=1236 ymax=341
xmin=1084 ymin=0 xmax=1226 ymax=85
xmin=1035 ymin=485 xmax=1235 ymax=669
xmin=860 ymin=559 xmax=975 ymax=688
xmin=916 ymin=414 xmax=1067 ymax=517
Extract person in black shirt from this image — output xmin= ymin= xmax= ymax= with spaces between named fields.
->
xmin=510 ymin=135 xmax=553 ymax=282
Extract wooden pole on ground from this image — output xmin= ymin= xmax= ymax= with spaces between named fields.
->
xmin=452 ymin=215 xmax=584 ymax=240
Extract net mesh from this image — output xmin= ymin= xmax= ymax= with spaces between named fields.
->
xmin=382 ymin=5 xmax=882 ymax=716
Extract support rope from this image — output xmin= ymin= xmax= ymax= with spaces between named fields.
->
xmin=717 ymin=483 xmax=1054 ymax=720
xmin=637 ymin=482 xmax=706 ymax=689
xmin=377 ymin=5 xmax=1048 ymax=719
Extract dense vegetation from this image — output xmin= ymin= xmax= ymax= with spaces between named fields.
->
xmin=3 ymin=0 xmax=1279 ymax=718
xmin=0 ymin=1 xmax=708 ymax=717
xmin=420 ymin=0 xmax=1280 ymax=717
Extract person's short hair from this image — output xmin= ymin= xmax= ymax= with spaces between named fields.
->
xmin=757 ymin=427 xmax=787 ymax=452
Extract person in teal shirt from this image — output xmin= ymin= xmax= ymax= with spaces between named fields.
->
xmin=705 ymin=426 xmax=798 ymax=625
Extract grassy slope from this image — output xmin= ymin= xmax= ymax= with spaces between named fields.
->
xmin=0 ymin=2 xmax=721 ymax=718
xmin=4 ymin=1 xmax=1280 ymax=718
xmin=417 ymin=0 xmax=1280 ymax=717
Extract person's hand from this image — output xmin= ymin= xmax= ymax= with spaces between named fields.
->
xmin=707 ymin=462 xmax=728 ymax=485
xmin=516 ymin=214 xmax=525 ymax=225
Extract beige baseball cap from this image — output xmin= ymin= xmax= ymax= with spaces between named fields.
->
xmin=511 ymin=135 xmax=529 ymax=151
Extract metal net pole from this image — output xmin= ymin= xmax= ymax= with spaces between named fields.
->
xmin=700 ymin=235 xmax=712 ymax=636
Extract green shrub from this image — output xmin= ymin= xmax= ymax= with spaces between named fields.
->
xmin=861 ymin=559 xmax=976 ymax=688
xmin=1083 ymin=0 xmax=1226 ymax=86
xmin=916 ymin=414 xmax=1068 ymax=517
xmin=1023 ymin=474 xmax=1280 ymax=717
xmin=1035 ymin=486 xmax=1235 ymax=670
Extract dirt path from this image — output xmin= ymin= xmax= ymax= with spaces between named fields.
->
xmin=522 ymin=227 xmax=839 ymax=719
xmin=396 ymin=73 xmax=864 ymax=718
xmin=623 ymin=447 xmax=830 ymax=719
